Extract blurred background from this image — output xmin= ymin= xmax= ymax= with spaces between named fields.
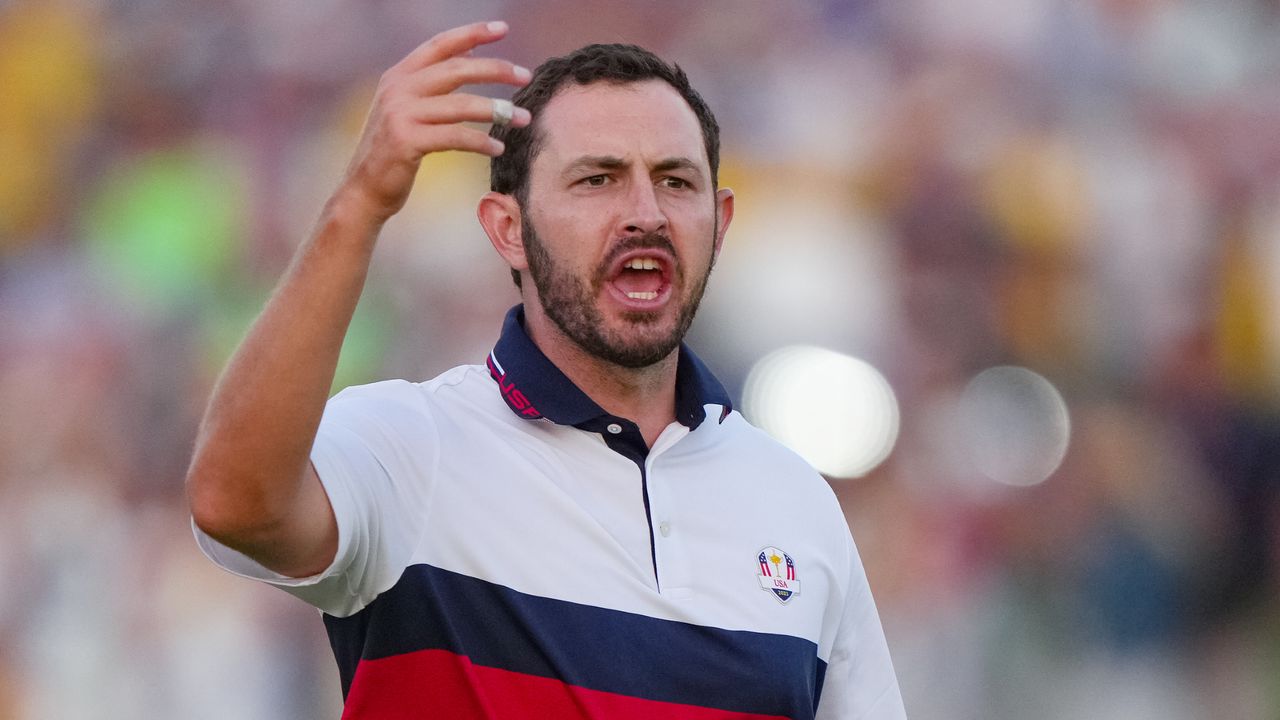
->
xmin=3 ymin=0 xmax=1280 ymax=717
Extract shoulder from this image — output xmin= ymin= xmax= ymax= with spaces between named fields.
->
xmin=714 ymin=411 xmax=830 ymax=483
xmin=321 ymin=365 xmax=498 ymax=433
xmin=328 ymin=365 xmax=488 ymax=409
xmin=704 ymin=410 xmax=848 ymax=520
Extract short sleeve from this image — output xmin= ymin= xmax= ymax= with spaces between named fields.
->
xmin=815 ymin=537 xmax=907 ymax=720
xmin=193 ymin=379 xmax=439 ymax=617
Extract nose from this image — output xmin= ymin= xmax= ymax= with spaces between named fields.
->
xmin=618 ymin=178 xmax=668 ymax=236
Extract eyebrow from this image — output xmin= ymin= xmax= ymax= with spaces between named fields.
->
xmin=652 ymin=157 xmax=701 ymax=174
xmin=563 ymin=155 xmax=702 ymax=176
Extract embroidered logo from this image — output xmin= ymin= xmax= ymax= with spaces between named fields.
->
xmin=757 ymin=546 xmax=800 ymax=603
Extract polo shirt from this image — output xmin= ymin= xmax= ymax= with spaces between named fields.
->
xmin=195 ymin=305 xmax=905 ymax=719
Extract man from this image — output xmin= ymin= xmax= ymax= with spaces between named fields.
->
xmin=187 ymin=20 xmax=905 ymax=719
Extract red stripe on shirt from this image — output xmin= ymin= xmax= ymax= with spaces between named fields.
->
xmin=341 ymin=647 xmax=789 ymax=720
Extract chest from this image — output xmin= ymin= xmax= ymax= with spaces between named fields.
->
xmin=415 ymin=421 xmax=840 ymax=647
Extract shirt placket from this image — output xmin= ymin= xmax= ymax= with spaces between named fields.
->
xmin=646 ymin=423 xmax=693 ymax=597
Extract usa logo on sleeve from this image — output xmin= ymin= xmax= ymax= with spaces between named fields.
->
xmin=757 ymin=547 xmax=800 ymax=603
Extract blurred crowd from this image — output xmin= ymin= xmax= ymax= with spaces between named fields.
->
xmin=3 ymin=0 xmax=1280 ymax=717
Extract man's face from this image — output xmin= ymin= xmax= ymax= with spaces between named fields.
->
xmin=520 ymin=79 xmax=730 ymax=368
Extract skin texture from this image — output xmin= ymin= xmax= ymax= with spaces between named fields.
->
xmin=478 ymin=81 xmax=734 ymax=444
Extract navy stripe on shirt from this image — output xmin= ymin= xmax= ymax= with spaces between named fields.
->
xmin=324 ymin=563 xmax=827 ymax=718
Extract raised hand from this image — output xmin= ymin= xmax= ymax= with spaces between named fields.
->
xmin=339 ymin=21 xmax=532 ymax=223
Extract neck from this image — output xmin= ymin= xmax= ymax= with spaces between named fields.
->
xmin=523 ymin=306 xmax=679 ymax=448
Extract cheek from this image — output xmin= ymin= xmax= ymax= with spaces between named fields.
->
xmin=533 ymin=222 xmax=599 ymax=280
xmin=536 ymin=211 xmax=610 ymax=259
xmin=674 ymin=195 xmax=719 ymax=231
xmin=685 ymin=211 xmax=721 ymax=256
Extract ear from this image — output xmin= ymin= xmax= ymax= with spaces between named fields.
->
xmin=477 ymin=191 xmax=527 ymax=276
xmin=712 ymin=187 xmax=735 ymax=260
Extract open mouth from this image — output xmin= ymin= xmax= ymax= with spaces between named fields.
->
xmin=605 ymin=251 xmax=673 ymax=307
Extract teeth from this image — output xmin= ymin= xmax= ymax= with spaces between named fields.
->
xmin=626 ymin=291 xmax=658 ymax=300
xmin=624 ymin=258 xmax=660 ymax=270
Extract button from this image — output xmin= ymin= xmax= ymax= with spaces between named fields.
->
xmin=658 ymin=521 xmax=671 ymax=537
xmin=606 ymin=423 xmax=623 ymax=434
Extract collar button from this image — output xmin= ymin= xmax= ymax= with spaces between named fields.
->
xmin=606 ymin=423 xmax=623 ymax=435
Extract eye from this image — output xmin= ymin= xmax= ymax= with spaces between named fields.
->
xmin=660 ymin=176 xmax=691 ymax=190
xmin=581 ymin=174 xmax=609 ymax=187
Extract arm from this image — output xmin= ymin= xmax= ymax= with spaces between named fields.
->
xmin=816 ymin=540 xmax=907 ymax=720
xmin=186 ymin=21 xmax=531 ymax=578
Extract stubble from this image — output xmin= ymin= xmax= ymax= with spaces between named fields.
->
xmin=522 ymin=217 xmax=714 ymax=369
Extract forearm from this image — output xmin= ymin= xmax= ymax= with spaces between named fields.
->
xmin=187 ymin=190 xmax=379 ymax=544
xmin=186 ymin=20 xmax=529 ymax=570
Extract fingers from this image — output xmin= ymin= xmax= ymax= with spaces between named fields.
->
xmin=373 ymin=94 xmax=525 ymax=159
xmin=337 ymin=21 xmax=527 ymax=219
xmin=397 ymin=21 xmax=511 ymax=74
xmin=373 ymin=24 xmax=531 ymax=132
xmin=404 ymin=123 xmax=508 ymax=157
xmin=396 ymin=93 xmax=532 ymax=128
xmin=400 ymin=55 xmax=531 ymax=97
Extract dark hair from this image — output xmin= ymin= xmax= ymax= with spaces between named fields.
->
xmin=490 ymin=44 xmax=722 ymax=287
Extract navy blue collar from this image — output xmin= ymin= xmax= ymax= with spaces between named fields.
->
xmin=486 ymin=305 xmax=732 ymax=431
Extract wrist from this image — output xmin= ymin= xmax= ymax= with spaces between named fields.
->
xmin=319 ymin=185 xmax=392 ymax=247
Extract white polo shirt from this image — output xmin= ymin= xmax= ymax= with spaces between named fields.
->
xmin=196 ymin=305 xmax=905 ymax=719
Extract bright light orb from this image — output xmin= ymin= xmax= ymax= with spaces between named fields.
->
xmin=958 ymin=366 xmax=1071 ymax=486
xmin=743 ymin=346 xmax=900 ymax=479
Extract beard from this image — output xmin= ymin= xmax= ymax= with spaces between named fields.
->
xmin=522 ymin=215 xmax=714 ymax=369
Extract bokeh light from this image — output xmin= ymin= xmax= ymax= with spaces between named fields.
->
xmin=957 ymin=365 xmax=1071 ymax=487
xmin=743 ymin=345 xmax=899 ymax=479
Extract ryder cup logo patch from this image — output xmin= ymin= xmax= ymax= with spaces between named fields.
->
xmin=757 ymin=547 xmax=800 ymax=604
